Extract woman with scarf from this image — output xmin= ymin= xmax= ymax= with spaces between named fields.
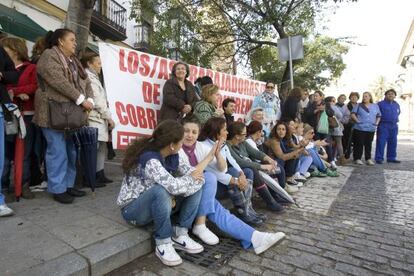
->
xmin=118 ymin=120 xmax=213 ymax=266
xmin=34 ymin=29 xmax=94 ymax=204
xmin=179 ymin=116 xmax=285 ymax=254
xmin=252 ymin=81 xmax=281 ymax=133
xmin=193 ymin=84 xmax=224 ymax=125
xmin=81 ymin=51 xmax=115 ymax=186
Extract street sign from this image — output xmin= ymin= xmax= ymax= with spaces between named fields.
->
xmin=277 ymin=35 xmax=304 ymax=61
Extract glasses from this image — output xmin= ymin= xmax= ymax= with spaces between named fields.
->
xmin=266 ymin=86 xmax=275 ymax=89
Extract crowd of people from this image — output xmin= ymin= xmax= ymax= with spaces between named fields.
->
xmin=0 ymin=28 xmax=401 ymax=267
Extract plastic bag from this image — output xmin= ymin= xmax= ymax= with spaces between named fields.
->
xmin=317 ymin=111 xmax=329 ymax=134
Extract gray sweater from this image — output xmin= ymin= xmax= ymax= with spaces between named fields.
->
xmin=227 ymin=141 xmax=266 ymax=170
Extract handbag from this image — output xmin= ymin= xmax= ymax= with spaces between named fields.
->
xmin=317 ymin=111 xmax=329 ymax=134
xmin=48 ymin=100 xmax=88 ymax=131
xmin=328 ymin=116 xmax=339 ymax=128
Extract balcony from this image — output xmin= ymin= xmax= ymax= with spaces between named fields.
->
xmin=90 ymin=0 xmax=127 ymax=41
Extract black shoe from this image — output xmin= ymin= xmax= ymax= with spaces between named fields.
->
xmin=269 ymin=189 xmax=292 ymax=205
xmin=387 ymin=160 xmax=401 ymax=163
xmin=53 ymin=192 xmax=74 ymax=204
xmin=96 ymin=170 xmax=113 ymax=184
xmin=66 ymin=188 xmax=86 ymax=197
xmin=248 ymin=205 xmax=267 ymax=221
xmin=256 ymin=186 xmax=284 ymax=213
xmin=239 ymin=212 xmax=264 ymax=226
xmin=84 ymin=182 xmax=106 ymax=188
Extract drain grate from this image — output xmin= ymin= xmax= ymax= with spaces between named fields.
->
xmin=178 ymin=236 xmax=241 ymax=269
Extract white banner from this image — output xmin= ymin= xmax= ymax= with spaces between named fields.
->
xmin=99 ymin=42 xmax=266 ymax=149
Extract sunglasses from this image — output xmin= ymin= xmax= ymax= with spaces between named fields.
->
xmin=266 ymin=86 xmax=275 ymax=89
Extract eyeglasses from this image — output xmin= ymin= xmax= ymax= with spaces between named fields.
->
xmin=266 ymin=86 xmax=275 ymax=89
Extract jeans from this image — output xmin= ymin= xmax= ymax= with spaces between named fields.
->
xmin=375 ymin=123 xmax=398 ymax=162
xmin=276 ymin=158 xmax=298 ymax=177
xmin=122 ymin=185 xmax=202 ymax=245
xmin=198 ymin=171 xmax=255 ymax=248
xmin=0 ymin=115 xmax=5 ymax=205
xmin=42 ymin=128 xmax=77 ymax=194
xmin=308 ymin=147 xmax=326 ymax=172
xmin=216 ymin=167 xmax=253 ymax=208
xmin=315 ymin=133 xmax=334 ymax=162
xmin=297 ymin=155 xmax=313 ymax=175
xmin=352 ymin=129 xmax=375 ymax=161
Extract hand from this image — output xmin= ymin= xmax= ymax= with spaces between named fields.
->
xmin=107 ymin=118 xmax=115 ymax=130
xmin=261 ymin=164 xmax=274 ymax=172
xmin=182 ymin=104 xmax=192 ymax=114
xmin=237 ymin=177 xmax=248 ymax=191
xmin=207 ymin=141 xmax=220 ymax=160
xmin=300 ymin=139 xmax=309 ymax=147
xmin=81 ymin=100 xmax=93 ymax=111
xmin=17 ymin=93 xmax=30 ymax=101
xmin=8 ymin=90 xmax=13 ymax=100
xmin=303 ymin=150 xmax=310 ymax=156
xmin=215 ymin=108 xmax=224 ymax=117
xmin=191 ymin=169 xmax=204 ymax=182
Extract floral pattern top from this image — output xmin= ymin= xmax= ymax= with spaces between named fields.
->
xmin=117 ymin=154 xmax=204 ymax=208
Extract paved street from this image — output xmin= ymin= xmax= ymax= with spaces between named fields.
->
xmin=108 ymin=141 xmax=414 ymax=276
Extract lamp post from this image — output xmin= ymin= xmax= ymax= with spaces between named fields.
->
xmin=134 ymin=20 xmax=151 ymax=52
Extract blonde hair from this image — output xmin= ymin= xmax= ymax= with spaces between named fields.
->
xmin=1 ymin=37 xmax=29 ymax=62
xmin=362 ymin=91 xmax=373 ymax=104
xmin=201 ymin=84 xmax=219 ymax=104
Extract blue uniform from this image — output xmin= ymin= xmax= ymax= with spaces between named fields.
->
xmin=375 ymin=99 xmax=400 ymax=162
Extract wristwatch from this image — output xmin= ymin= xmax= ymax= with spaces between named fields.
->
xmin=233 ymin=177 xmax=239 ymax=185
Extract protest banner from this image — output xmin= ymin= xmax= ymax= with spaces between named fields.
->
xmin=99 ymin=42 xmax=267 ymax=149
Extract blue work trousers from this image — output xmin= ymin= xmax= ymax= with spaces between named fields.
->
xmin=122 ymin=185 xmax=202 ymax=245
xmin=375 ymin=123 xmax=398 ymax=162
xmin=41 ymin=128 xmax=77 ymax=194
xmin=198 ymin=171 xmax=254 ymax=249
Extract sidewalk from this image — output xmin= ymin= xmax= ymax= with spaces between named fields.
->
xmin=0 ymin=156 xmax=152 ymax=276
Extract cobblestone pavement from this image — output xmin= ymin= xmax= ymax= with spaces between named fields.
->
xmin=108 ymin=142 xmax=414 ymax=276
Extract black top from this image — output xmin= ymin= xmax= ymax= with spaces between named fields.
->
xmin=0 ymin=47 xmax=18 ymax=104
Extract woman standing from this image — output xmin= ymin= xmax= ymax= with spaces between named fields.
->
xmin=350 ymin=92 xmax=381 ymax=165
xmin=281 ymin=87 xmax=304 ymax=122
xmin=0 ymin=45 xmax=18 ymax=216
xmin=193 ymin=84 xmax=224 ymax=125
xmin=81 ymin=51 xmax=115 ymax=185
xmin=118 ymin=120 xmax=208 ymax=266
xmin=34 ymin=29 xmax=94 ymax=204
xmin=252 ymin=81 xmax=281 ymax=131
xmin=342 ymin=92 xmax=359 ymax=159
xmin=325 ymin=96 xmax=345 ymax=165
xmin=180 ymin=117 xmax=286 ymax=253
xmin=159 ymin=62 xmax=198 ymax=122
xmin=1 ymin=37 xmax=37 ymax=199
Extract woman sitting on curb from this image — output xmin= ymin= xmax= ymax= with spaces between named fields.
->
xmin=199 ymin=117 xmax=264 ymax=226
xmin=117 ymin=120 xmax=214 ymax=267
xmin=179 ymin=116 xmax=285 ymax=254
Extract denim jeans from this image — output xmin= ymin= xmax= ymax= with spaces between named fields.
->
xmin=308 ymin=147 xmax=326 ymax=172
xmin=297 ymin=155 xmax=313 ymax=175
xmin=0 ymin=114 xmax=5 ymax=205
xmin=122 ymin=185 xmax=202 ymax=245
xmin=216 ymin=167 xmax=253 ymax=206
xmin=41 ymin=128 xmax=77 ymax=194
xmin=199 ymin=171 xmax=255 ymax=248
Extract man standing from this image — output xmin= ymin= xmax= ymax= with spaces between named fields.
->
xmin=252 ymin=81 xmax=281 ymax=132
xmin=375 ymin=89 xmax=401 ymax=164
xmin=222 ymin=98 xmax=236 ymax=125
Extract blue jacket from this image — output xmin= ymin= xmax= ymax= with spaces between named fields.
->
xmin=352 ymin=103 xmax=381 ymax=132
xmin=378 ymin=99 xmax=400 ymax=124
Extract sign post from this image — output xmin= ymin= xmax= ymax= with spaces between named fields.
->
xmin=277 ymin=35 xmax=304 ymax=89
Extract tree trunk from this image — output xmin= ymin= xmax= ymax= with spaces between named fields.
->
xmin=65 ymin=0 xmax=96 ymax=57
xmin=279 ymin=62 xmax=291 ymax=101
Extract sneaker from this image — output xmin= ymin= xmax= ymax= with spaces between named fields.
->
xmin=330 ymin=161 xmax=338 ymax=170
xmin=251 ymin=231 xmax=286 ymax=255
xmin=354 ymin=159 xmax=363 ymax=165
xmin=326 ymin=169 xmax=339 ymax=177
xmin=192 ymin=224 xmax=219 ymax=245
xmin=172 ymin=234 xmax=204 ymax=254
xmin=155 ymin=243 xmax=182 ymax=266
xmin=294 ymin=173 xmax=307 ymax=182
xmin=302 ymin=172 xmax=311 ymax=178
xmin=287 ymin=179 xmax=298 ymax=186
xmin=0 ymin=204 xmax=14 ymax=217
xmin=53 ymin=192 xmax=74 ymax=204
xmin=366 ymin=159 xmax=375 ymax=166
xmin=285 ymin=184 xmax=299 ymax=194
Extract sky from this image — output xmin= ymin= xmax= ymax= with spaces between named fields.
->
xmin=323 ymin=0 xmax=414 ymax=94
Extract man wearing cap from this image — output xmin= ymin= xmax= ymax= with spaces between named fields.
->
xmin=375 ymin=89 xmax=401 ymax=164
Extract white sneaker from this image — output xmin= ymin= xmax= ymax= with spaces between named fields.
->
xmin=0 ymin=204 xmax=14 ymax=217
xmin=172 ymin=234 xmax=204 ymax=254
xmin=155 ymin=243 xmax=182 ymax=266
xmin=192 ymin=224 xmax=219 ymax=245
xmin=251 ymin=231 xmax=286 ymax=254
xmin=294 ymin=172 xmax=307 ymax=182
xmin=302 ymin=172 xmax=311 ymax=178
xmin=366 ymin=159 xmax=375 ymax=166
xmin=355 ymin=159 xmax=363 ymax=165
xmin=330 ymin=161 xmax=338 ymax=169
xmin=285 ymin=184 xmax=299 ymax=194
